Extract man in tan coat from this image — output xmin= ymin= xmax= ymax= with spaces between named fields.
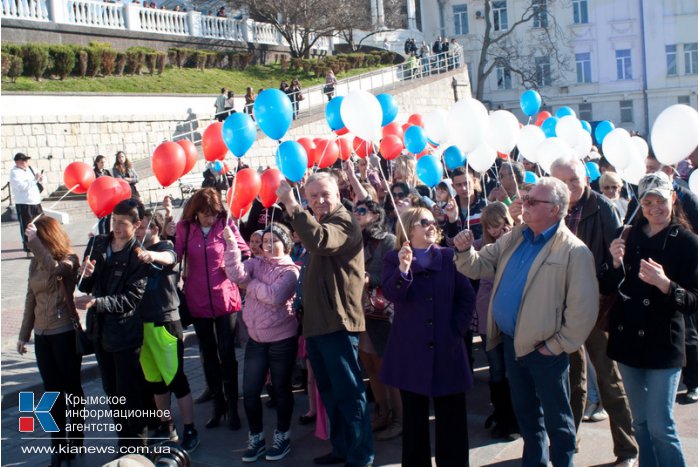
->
xmin=453 ymin=177 xmax=598 ymax=467
xmin=277 ymin=173 xmax=373 ymax=467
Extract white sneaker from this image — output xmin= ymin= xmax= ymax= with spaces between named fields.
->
xmin=589 ymin=406 xmax=609 ymax=422
xmin=583 ymin=402 xmax=598 ymax=421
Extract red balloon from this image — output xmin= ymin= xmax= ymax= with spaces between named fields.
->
xmin=226 ymin=168 xmax=261 ymax=219
xmin=297 ymin=137 xmax=317 ymax=168
xmin=535 ymin=111 xmax=552 ymax=127
xmin=202 ymin=122 xmax=228 ymax=161
xmin=116 ymin=178 xmax=132 ymax=200
xmin=380 ymin=134 xmax=404 ymax=161
xmin=335 ymin=127 xmax=349 ymax=136
xmin=382 ymin=122 xmax=403 ymax=139
xmin=353 ymin=137 xmax=373 ymax=158
xmin=498 ymin=152 xmax=509 ymax=160
xmin=152 ymin=142 xmax=187 ymax=187
xmin=338 ymin=137 xmax=353 ymax=161
xmin=63 ymin=162 xmax=95 ymax=194
xmin=408 ymin=114 xmax=424 ymax=127
xmin=416 ymin=148 xmax=430 ymax=159
xmin=315 ymin=139 xmax=340 ymax=169
xmin=87 ymin=177 xmax=124 ymax=218
xmin=401 ymin=123 xmax=413 ymax=135
xmin=259 ymin=168 xmax=284 ymax=208
xmin=177 ymin=139 xmax=199 ymax=176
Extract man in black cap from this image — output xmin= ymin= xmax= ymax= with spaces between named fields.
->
xmin=9 ymin=153 xmax=43 ymax=256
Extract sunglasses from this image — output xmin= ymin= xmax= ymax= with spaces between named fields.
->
xmin=392 ymin=192 xmax=408 ymax=199
xmin=414 ymin=218 xmax=437 ymax=228
xmin=353 ymin=207 xmax=369 ymax=216
xmin=521 ymin=195 xmax=554 ymax=207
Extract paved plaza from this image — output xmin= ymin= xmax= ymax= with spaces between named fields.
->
xmin=0 ymin=215 xmax=697 ymax=466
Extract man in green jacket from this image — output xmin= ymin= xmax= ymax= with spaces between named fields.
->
xmin=277 ymin=172 xmax=374 ymax=467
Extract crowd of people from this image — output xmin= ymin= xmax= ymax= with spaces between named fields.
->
xmin=14 ymin=134 xmax=697 ymax=466
xmin=403 ymin=36 xmax=462 ymax=78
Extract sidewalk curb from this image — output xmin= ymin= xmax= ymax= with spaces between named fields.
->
xmin=1 ymin=330 xmax=198 ymax=410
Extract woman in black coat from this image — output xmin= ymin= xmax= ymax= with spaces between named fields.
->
xmin=606 ymin=172 xmax=697 ymax=467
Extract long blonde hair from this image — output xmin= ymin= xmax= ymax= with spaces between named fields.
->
xmin=480 ymin=202 xmax=513 ymax=245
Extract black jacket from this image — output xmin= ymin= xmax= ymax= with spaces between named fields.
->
xmin=604 ymin=221 xmax=698 ymax=369
xmin=79 ymin=235 xmax=149 ymax=352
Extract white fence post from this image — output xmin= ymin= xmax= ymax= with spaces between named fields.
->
xmin=47 ymin=0 xmax=64 ymax=23
xmin=124 ymin=2 xmax=140 ymax=31
xmin=188 ymin=10 xmax=201 ymax=37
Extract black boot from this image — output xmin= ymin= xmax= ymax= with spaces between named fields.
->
xmin=205 ymin=396 xmax=227 ymax=429
xmin=490 ymin=380 xmax=520 ymax=440
xmin=227 ymin=399 xmax=241 ymax=431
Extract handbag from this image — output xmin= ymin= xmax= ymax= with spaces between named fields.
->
xmin=59 ymin=275 xmax=94 ymax=356
xmin=323 ymin=84 xmax=334 ymax=94
xmin=362 ymin=286 xmax=393 ymax=321
xmin=178 ymin=224 xmax=193 ymax=329
xmin=29 ymin=166 xmax=44 ymax=193
xmin=595 ymin=226 xmax=631 ymax=331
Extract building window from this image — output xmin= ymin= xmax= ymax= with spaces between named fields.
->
xmin=678 ymin=95 xmax=691 ymax=105
xmin=666 ymin=45 xmax=678 ymax=76
xmin=535 ymin=56 xmax=551 ymax=87
xmin=578 ymin=103 xmax=592 ymax=121
xmin=573 ymin=0 xmax=588 ymax=24
xmin=496 ymin=65 xmax=512 ymax=89
xmin=533 ymin=0 xmax=547 ymax=28
xmin=620 ymin=100 xmax=633 ymax=123
xmin=453 ymin=4 xmax=468 ymax=35
xmin=575 ymin=52 xmax=591 ymax=83
xmin=492 ymin=1 xmax=508 ymax=31
xmin=684 ymin=43 xmax=698 ymax=74
xmin=616 ymin=49 xmax=632 ymax=80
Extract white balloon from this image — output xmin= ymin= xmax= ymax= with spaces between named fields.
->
xmin=689 ymin=170 xmax=699 ymax=196
xmin=630 ymin=135 xmax=649 ymax=160
xmin=448 ymin=98 xmax=489 ymax=153
xmin=517 ymin=125 xmax=546 ymax=163
xmin=619 ymin=157 xmax=646 ymax=185
xmin=424 ymin=109 xmax=450 ymax=145
xmin=536 ymin=137 xmax=573 ymax=174
xmin=486 ymin=110 xmax=520 ymax=154
xmin=651 ymin=104 xmax=699 ymax=166
xmin=340 ymin=90 xmax=383 ymax=143
xmin=602 ymin=128 xmax=634 ymax=171
xmin=555 ymin=115 xmax=582 ymax=148
xmin=573 ymin=129 xmax=593 ymax=159
xmin=467 ymin=144 xmax=497 ymax=173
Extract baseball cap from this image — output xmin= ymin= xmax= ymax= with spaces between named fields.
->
xmin=637 ymin=171 xmax=673 ymax=200
xmin=13 ymin=153 xmax=30 ymax=161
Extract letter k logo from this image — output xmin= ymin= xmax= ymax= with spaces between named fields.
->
xmin=19 ymin=392 xmax=59 ymax=432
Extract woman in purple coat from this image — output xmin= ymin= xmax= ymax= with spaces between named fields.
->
xmin=380 ymin=207 xmax=475 ymax=467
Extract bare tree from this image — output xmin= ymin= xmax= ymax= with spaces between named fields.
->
xmin=335 ymin=0 xmax=406 ymax=52
xmin=473 ymin=0 xmax=570 ymax=102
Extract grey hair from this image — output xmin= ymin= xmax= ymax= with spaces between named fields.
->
xmin=306 ymin=171 xmax=337 ymax=188
xmin=550 ymin=157 xmax=587 ymax=183
xmin=536 ymin=177 xmax=570 ymax=219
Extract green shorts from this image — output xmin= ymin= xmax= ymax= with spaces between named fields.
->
xmin=140 ymin=322 xmax=180 ymax=385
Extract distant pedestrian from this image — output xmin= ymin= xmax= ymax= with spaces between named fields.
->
xmin=93 ymin=155 xmax=112 ymax=235
xmin=244 ymin=86 xmax=255 ymax=116
xmin=113 ymin=151 xmax=141 ymax=202
xmin=224 ymin=90 xmax=235 ymax=116
xmin=9 ymin=152 xmax=43 ymax=256
xmin=323 ymin=69 xmax=337 ymax=102
xmin=214 ymin=87 xmax=227 ymax=121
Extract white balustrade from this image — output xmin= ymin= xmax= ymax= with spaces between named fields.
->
xmin=137 ymin=6 xmax=188 ymax=35
xmin=2 ymin=0 xmax=48 ymax=20
xmin=66 ymin=0 xmax=124 ymax=28
xmin=253 ymin=21 xmax=280 ymax=45
xmin=200 ymin=16 xmax=245 ymax=42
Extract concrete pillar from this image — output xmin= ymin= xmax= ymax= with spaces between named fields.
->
xmin=124 ymin=3 xmax=140 ymax=31
xmin=406 ymin=0 xmax=416 ymax=30
xmin=47 ymin=0 xmax=65 ymax=23
xmin=188 ymin=10 xmax=202 ymax=36
xmin=242 ymin=18 xmax=253 ymax=43
xmin=376 ymin=0 xmax=385 ymax=28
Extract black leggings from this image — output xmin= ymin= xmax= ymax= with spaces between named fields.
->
xmin=192 ymin=314 xmax=239 ymax=403
xmin=35 ymin=330 xmax=84 ymax=449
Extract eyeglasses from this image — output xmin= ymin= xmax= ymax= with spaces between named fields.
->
xmin=521 ymin=195 xmax=554 ymax=207
xmin=602 ymin=185 xmax=620 ymax=190
xmin=353 ymin=207 xmax=369 ymax=216
xmin=414 ymin=218 xmax=437 ymax=228
xmin=392 ymin=192 xmax=408 ymax=199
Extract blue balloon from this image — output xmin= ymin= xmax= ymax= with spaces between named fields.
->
xmin=325 ymin=96 xmax=345 ymax=131
xmin=443 ymin=145 xmax=466 ymax=170
xmin=275 ymin=141 xmax=307 ymax=183
xmin=555 ymin=106 xmax=576 ymax=118
xmin=520 ymin=90 xmax=542 ymax=117
xmin=377 ymin=94 xmax=399 ymax=127
xmin=416 ymin=154 xmax=442 ymax=188
xmin=594 ymin=120 xmax=615 ymax=145
xmin=580 ymin=120 xmax=592 ymax=134
xmin=404 ymin=126 xmax=427 ymax=154
xmin=524 ymin=171 xmax=538 ymax=184
xmin=222 ymin=112 xmax=256 ymax=157
xmin=254 ymin=89 xmax=293 ymax=141
xmin=585 ymin=161 xmax=601 ymax=182
xmin=541 ymin=117 xmax=559 ymax=138
xmin=212 ymin=160 xmax=224 ymax=174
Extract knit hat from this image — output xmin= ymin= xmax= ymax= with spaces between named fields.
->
xmin=263 ymin=224 xmax=292 ymax=252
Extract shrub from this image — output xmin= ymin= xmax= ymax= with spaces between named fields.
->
xmin=290 ymin=57 xmax=302 ymax=71
xmin=167 ymin=48 xmax=178 ymax=67
xmin=176 ymin=48 xmax=194 ymax=68
xmin=1 ymin=53 xmax=10 ymax=77
xmin=22 ymin=44 xmax=50 ymax=81
xmin=145 ymin=52 xmax=157 ymax=74
xmin=205 ymin=52 xmax=217 ymax=68
xmin=49 ymin=45 xmax=76 ymax=80
xmin=2 ymin=53 xmax=23 ymax=83
xmin=115 ymin=52 xmax=127 ymax=76
xmin=156 ymin=53 xmax=166 ymax=74
xmin=238 ymin=53 xmax=254 ymax=71
xmin=77 ymin=50 xmax=88 ymax=78
xmin=280 ymin=54 xmax=289 ymax=72
xmin=216 ymin=51 xmax=227 ymax=68
xmin=126 ymin=48 xmax=145 ymax=75
xmin=1 ymin=44 xmax=22 ymax=56
xmin=195 ymin=51 xmax=207 ymax=70
xmin=227 ymin=52 xmax=238 ymax=69
xmin=101 ymin=48 xmax=117 ymax=76
xmin=86 ymin=46 xmax=103 ymax=78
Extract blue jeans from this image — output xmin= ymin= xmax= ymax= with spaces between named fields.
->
xmin=503 ymin=336 xmax=575 ymax=467
xmin=481 ymin=334 xmax=506 ymax=383
xmin=306 ymin=330 xmax=374 ymax=465
xmin=617 ymin=364 xmax=686 ymax=467
xmin=243 ymin=336 xmax=298 ymax=434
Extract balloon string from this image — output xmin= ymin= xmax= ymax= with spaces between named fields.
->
xmin=265 ymin=207 xmax=269 ymax=230
xmin=375 ymin=149 xmax=408 ymax=241
xmin=77 ymin=221 xmax=100 ymax=289
xmin=294 ymin=186 xmax=302 ymax=206
xmin=31 ymin=184 xmax=80 ymax=224
xmin=225 ymin=163 xmax=240 ymax=224
xmin=481 ymin=174 xmax=488 ymax=206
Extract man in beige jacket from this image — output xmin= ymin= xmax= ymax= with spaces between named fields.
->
xmin=453 ymin=177 xmax=598 ymax=467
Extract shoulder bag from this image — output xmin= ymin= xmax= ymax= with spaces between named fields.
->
xmin=58 ymin=275 xmax=94 ymax=356
xmin=177 ymin=224 xmax=193 ymax=328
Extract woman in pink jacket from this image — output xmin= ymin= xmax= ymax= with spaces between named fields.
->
xmin=224 ymin=223 xmax=300 ymax=463
xmin=175 ymin=188 xmax=250 ymax=431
